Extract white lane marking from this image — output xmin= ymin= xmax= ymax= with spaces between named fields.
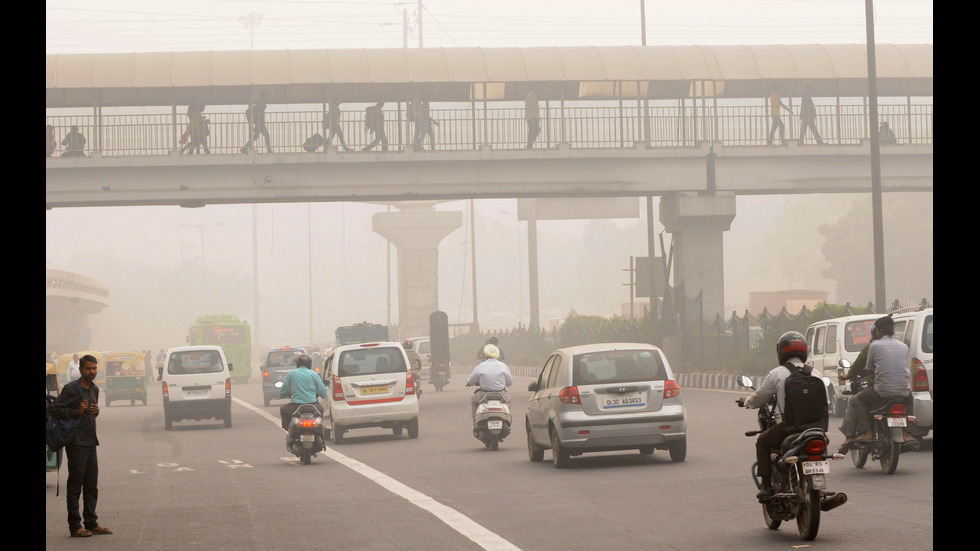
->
xmin=234 ymin=397 xmax=522 ymax=551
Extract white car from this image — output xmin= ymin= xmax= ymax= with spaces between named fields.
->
xmin=320 ymin=341 xmax=419 ymax=443
xmin=161 ymin=345 xmax=233 ymax=430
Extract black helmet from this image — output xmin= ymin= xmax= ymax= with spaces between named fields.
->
xmin=776 ymin=331 xmax=808 ymax=364
xmin=296 ymin=354 xmax=312 ymax=369
xmin=402 ymin=339 xmax=413 ymax=349
xmin=487 ymin=336 xmax=499 ymax=345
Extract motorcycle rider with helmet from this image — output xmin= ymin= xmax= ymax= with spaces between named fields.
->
xmin=737 ymin=331 xmax=817 ymax=501
xmin=466 ymin=344 xmax=513 ymax=419
xmin=278 ymin=354 xmax=328 ymax=437
xmin=402 ymin=339 xmax=422 ymax=371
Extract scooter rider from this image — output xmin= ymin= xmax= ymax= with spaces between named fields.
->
xmin=278 ymin=354 xmax=328 ymax=434
xmin=737 ymin=331 xmax=811 ymax=501
xmin=466 ymin=344 xmax=513 ymax=419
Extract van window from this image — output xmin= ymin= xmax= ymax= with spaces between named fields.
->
xmin=844 ymin=320 xmax=875 ymax=352
xmin=825 ymin=325 xmax=838 ymax=354
xmin=893 ymin=320 xmax=910 ymax=348
xmin=813 ymin=326 xmax=826 ymax=355
xmin=922 ymin=315 xmax=933 ymax=353
xmin=804 ymin=327 xmax=815 ymax=359
xmin=168 ymin=350 xmax=223 ymax=375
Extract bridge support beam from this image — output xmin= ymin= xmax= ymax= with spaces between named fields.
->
xmin=659 ymin=192 xmax=736 ymax=324
xmin=372 ymin=207 xmax=462 ymax=337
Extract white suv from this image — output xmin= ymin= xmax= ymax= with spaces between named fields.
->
xmin=320 ymin=341 xmax=419 ymax=443
xmin=890 ymin=306 xmax=933 ymax=439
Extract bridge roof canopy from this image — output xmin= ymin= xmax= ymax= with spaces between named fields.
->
xmin=46 ymin=44 xmax=932 ymax=108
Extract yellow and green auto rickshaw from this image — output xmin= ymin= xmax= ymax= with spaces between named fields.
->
xmin=104 ymin=351 xmax=147 ymax=406
xmin=57 ymin=351 xmax=106 ymax=389
xmin=45 ymin=361 xmax=62 ymax=472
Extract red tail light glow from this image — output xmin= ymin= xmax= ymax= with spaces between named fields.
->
xmin=804 ymin=439 xmax=826 ymax=455
xmin=262 ymin=370 xmax=270 ymax=381
xmin=161 ymin=381 xmax=169 ymax=399
xmin=558 ymin=386 xmax=581 ymax=404
xmin=910 ymin=358 xmax=929 ymax=392
xmin=888 ymin=403 xmax=906 ymax=416
xmin=225 ymin=378 xmax=231 ymax=396
xmin=298 ymin=418 xmax=321 ymax=428
xmin=405 ymin=367 xmax=415 ymax=395
xmin=664 ymin=380 xmax=681 ymax=398
xmin=332 ymin=374 xmax=345 ymax=401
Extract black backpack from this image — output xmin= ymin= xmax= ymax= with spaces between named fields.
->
xmin=780 ymin=362 xmax=828 ymax=432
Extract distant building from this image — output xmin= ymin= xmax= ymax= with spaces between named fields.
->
xmin=748 ymin=289 xmax=827 ymax=316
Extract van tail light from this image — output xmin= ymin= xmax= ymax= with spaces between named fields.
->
xmin=910 ymin=358 xmax=929 ymax=392
xmin=664 ymin=380 xmax=681 ymax=398
xmin=332 ymin=374 xmax=345 ymax=401
xmin=161 ymin=381 xmax=169 ymax=400
xmin=225 ymin=378 xmax=231 ymax=396
xmin=558 ymin=386 xmax=581 ymax=405
xmin=405 ymin=368 xmax=415 ymax=395
xmin=888 ymin=403 xmax=906 ymax=416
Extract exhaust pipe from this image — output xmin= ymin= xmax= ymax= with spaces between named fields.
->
xmin=903 ymin=439 xmax=921 ymax=452
xmin=820 ymin=492 xmax=847 ymax=512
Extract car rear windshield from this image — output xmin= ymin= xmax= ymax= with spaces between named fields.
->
xmin=266 ymin=349 xmax=304 ymax=367
xmin=922 ymin=315 xmax=933 ymax=353
xmin=167 ymin=350 xmax=224 ymax=375
xmin=844 ymin=320 xmax=876 ymax=352
xmin=338 ymin=347 xmax=406 ymax=376
xmin=572 ymin=350 xmax=666 ymax=385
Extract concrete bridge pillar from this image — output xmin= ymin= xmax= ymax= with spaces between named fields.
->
xmin=372 ymin=206 xmax=462 ymax=337
xmin=659 ymin=192 xmax=736 ymax=323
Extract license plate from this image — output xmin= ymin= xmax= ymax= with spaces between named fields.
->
xmin=360 ymin=385 xmax=389 ymax=395
xmin=487 ymin=420 xmax=503 ymax=430
xmin=802 ymin=461 xmax=830 ymax=475
xmin=183 ymin=388 xmax=210 ymax=398
xmin=887 ymin=417 xmax=907 ymax=427
xmin=300 ymin=434 xmax=315 ymax=442
xmin=601 ymin=392 xmax=645 ymax=409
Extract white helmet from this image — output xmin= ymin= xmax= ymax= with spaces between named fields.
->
xmin=483 ymin=344 xmax=500 ymax=359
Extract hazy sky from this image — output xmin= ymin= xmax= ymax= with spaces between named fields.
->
xmin=45 ymin=0 xmax=933 ymax=352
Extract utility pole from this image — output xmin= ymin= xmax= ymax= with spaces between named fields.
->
xmin=623 ymin=256 xmax=636 ymax=320
xmin=865 ymin=0 xmax=887 ymax=313
xmin=417 ymin=0 xmax=423 ymax=47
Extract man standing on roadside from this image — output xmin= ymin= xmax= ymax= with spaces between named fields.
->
xmin=67 ymin=354 xmax=81 ymax=383
xmin=49 ymin=354 xmax=113 ymax=538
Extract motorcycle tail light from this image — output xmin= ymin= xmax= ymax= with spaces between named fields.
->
xmin=332 ymin=374 xmax=345 ymax=401
xmin=910 ymin=358 xmax=929 ymax=392
xmin=299 ymin=418 xmax=321 ymax=428
xmin=664 ymin=380 xmax=681 ymax=398
xmin=405 ymin=367 xmax=415 ymax=395
xmin=558 ymin=386 xmax=581 ymax=405
xmin=889 ymin=403 xmax=906 ymax=416
xmin=804 ymin=439 xmax=826 ymax=455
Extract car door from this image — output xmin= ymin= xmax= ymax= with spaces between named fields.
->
xmin=527 ymin=354 xmax=557 ymax=444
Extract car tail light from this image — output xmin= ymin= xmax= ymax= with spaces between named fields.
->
xmin=225 ymin=378 xmax=231 ymax=396
xmin=910 ymin=358 xmax=929 ymax=392
xmin=888 ymin=403 xmax=906 ymax=416
xmin=804 ymin=439 xmax=826 ymax=455
xmin=664 ymin=380 xmax=681 ymax=398
xmin=332 ymin=374 xmax=345 ymax=401
xmin=405 ymin=368 xmax=415 ymax=395
xmin=262 ymin=370 xmax=270 ymax=382
xmin=558 ymin=386 xmax=581 ymax=405
xmin=161 ymin=381 xmax=169 ymax=400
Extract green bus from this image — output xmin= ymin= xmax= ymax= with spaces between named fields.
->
xmin=186 ymin=314 xmax=252 ymax=383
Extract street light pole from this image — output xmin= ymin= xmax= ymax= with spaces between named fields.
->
xmin=181 ymin=221 xmax=224 ymax=304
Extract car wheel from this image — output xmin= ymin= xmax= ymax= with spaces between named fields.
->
xmin=550 ymin=427 xmax=570 ymax=469
xmin=527 ymin=422 xmax=544 ymax=462
xmin=392 ymin=426 xmax=403 ymax=436
xmin=332 ymin=425 xmax=344 ymax=444
xmin=164 ymin=411 xmax=173 ymax=431
xmin=407 ymin=418 xmax=419 ymax=439
xmin=668 ymin=437 xmax=687 ymax=462
xmin=224 ymin=410 xmax=232 ymax=428
xmin=264 ymin=397 xmax=270 ymax=407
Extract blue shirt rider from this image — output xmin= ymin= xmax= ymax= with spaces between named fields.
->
xmin=278 ymin=354 xmax=328 ymax=431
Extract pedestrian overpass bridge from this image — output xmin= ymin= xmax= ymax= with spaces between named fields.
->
xmin=46 ymin=44 xmax=932 ymax=333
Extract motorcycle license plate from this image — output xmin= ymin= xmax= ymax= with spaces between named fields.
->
xmin=886 ymin=417 xmax=907 ymax=427
xmin=487 ymin=420 xmax=503 ymax=430
xmin=300 ymin=434 xmax=315 ymax=442
xmin=801 ymin=461 xmax=830 ymax=475
xmin=360 ymin=385 xmax=389 ymax=395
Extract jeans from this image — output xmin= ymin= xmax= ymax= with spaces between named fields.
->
xmin=755 ymin=423 xmax=791 ymax=482
xmin=65 ymin=444 xmax=99 ymax=531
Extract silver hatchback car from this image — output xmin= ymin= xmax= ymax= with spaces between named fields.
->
xmin=525 ymin=343 xmax=688 ymax=468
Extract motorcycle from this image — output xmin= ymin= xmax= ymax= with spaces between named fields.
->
xmin=430 ymin=362 xmax=451 ymax=392
xmin=471 ymin=390 xmax=512 ymax=450
xmin=838 ymin=359 xmax=918 ymax=475
xmin=275 ymin=382 xmax=326 ymax=465
xmin=736 ymin=374 xmax=847 ymax=541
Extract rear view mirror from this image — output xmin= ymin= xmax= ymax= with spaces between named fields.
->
xmin=528 ymin=381 xmax=540 ymax=392
xmin=838 ymin=359 xmax=850 ymax=369
xmin=228 ymin=363 xmax=234 ymax=371
xmin=736 ymin=375 xmax=754 ymax=389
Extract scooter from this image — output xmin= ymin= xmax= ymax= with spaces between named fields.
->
xmin=838 ymin=360 xmax=918 ymax=475
xmin=736 ymin=374 xmax=848 ymax=541
xmin=276 ymin=382 xmax=326 ymax=465
xmin=471 ymin=390 xmax=512 ymax=450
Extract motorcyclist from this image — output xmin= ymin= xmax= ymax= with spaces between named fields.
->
xmin=837 ymin=322 xmax=879 ymax=453
xmin=278 ymin=354 xmax=328 ymax=437
xmin=402 ymin=339 xmax=422 ymax=371
xmin=466 ymin=344 xmax=513 ymax=419
xmin=845 ymin=315 xmax=912 ymax=447
xmin=737 ymin=330 xmax=813 ymax=501
xmin=475 ymin=336 xmax=505 ymax=361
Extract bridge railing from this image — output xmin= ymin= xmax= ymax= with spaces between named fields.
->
xmin=46 ymin=100 xmax=933 ymax=158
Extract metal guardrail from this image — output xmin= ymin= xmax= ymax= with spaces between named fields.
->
xmin=46 ymin=101 xmax=933 ymax=158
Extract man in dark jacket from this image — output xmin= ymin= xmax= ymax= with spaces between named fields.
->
xmin=49 ymin=355 xmax=113 ymax=537
xmin=476 ymin=336 xmax=505 ymax=361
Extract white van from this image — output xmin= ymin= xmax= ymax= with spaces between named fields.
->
xmin=890 ymin=306 xmax=933 ymax=439
xmin=804 ymin=313 xmax=880 ymax=417
xmin=161 ymin=345 xmax=233 ymax=430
